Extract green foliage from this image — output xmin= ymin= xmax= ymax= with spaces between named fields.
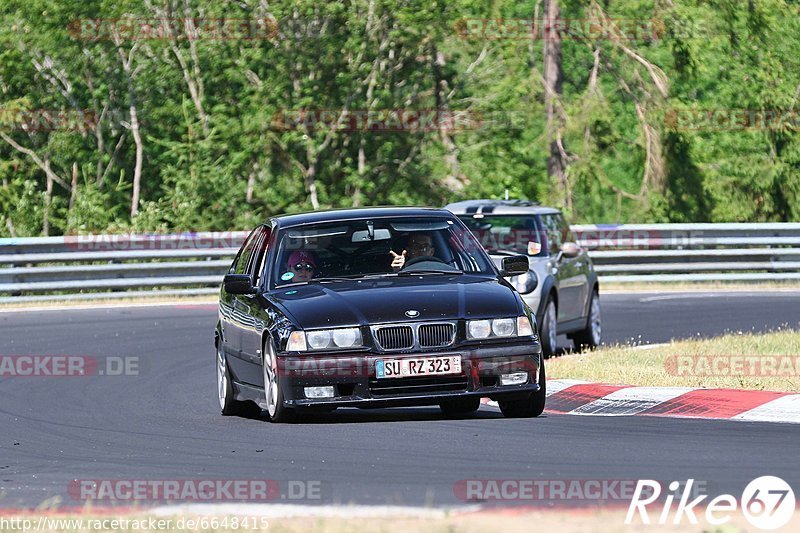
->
xmin=1 ymin=0 xmax=800 ymax=236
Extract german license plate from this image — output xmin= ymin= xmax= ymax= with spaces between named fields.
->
xmin=375 ymin=356 xmax=461 ymax=379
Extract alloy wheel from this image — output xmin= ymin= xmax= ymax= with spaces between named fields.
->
xmin=216 ymin=344 xmax=227 ymax=411
xmin=263 ymin=342 xmax=279 ymax=418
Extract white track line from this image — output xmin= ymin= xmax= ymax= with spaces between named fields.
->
xmin=732 ymin=394 xmax=800 ymax=424
xmin=546 ymin=379 xmax=588 ymax=396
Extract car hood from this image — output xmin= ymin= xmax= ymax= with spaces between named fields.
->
xmin=268 ymin=275 xmax=521 ymax=329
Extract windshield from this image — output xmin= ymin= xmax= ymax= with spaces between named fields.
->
xmin=458 ymin=215 xmax=546 ymax=257
xmin=271 ymin=216 xmax=495 ymax=288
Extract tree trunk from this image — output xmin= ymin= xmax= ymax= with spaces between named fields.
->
xmin=354 ymin=140 xmax=366 ymax=207
xmin=114 ymin=38 xmax=143 ymax=218
xmin=43 ymin=161 xmax=53 ymax=236
xmin=543 ymin=0 xmax=569 ymax=208
xmin=305 ymin=152 xmax=320 ymax=210
xmin=128 ymin=91 xmax=143 ymax=217
xmin=433 ymin=47 xmax=467 ymax=191
xmin=246 ymin=171 xmax=256 ymax=204
xmin=69 ymin=162 xmax=78 ymax=211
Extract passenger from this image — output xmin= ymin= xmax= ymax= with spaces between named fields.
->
xmin=284 ymin=250 xmax=317 ymax=282
xmin=389 ymin=233 xmax=436 ymax=270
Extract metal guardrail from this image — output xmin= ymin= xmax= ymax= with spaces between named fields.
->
xmin=0 ymin=232 xmax=246 ymax=302
xmin=1 ymin=224 xmax=799 ymax=302
xmin=572 ymin=223 xmax=800 ymax=283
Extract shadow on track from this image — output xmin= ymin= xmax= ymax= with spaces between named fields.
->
xmin=243 ymin=406 xmax=551 ymax=424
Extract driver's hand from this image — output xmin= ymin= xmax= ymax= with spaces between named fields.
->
xmin=389 ymin=249 xmax=407 ymax=269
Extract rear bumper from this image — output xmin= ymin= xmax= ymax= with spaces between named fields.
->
xmin=277 ymin=342 xmax=542 ymax=408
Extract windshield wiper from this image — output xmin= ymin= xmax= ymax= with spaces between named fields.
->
xmin=305 ymin=276 xmax=363 ymax=283
xmin=397 ymin=269 xmax=463 ymax=276
xmin=307 ymin=273 xmax=399 ymax=283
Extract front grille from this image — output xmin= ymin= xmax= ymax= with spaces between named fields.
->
xmin=374 ymin=325 xmax=414 ymax=350
xmin=418 ymin=323 xmax=455 ymax=348
xmin=369 ymin=375 xmax=468 ymax=396
xmin=372 ymin=321 xmax=457 ymax=351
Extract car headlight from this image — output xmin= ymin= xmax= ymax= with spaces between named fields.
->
xmin=332 ymin=328 xmax=360 ymax=347
xmin=307 ymin=330 xmax=332 ymax=349
xmin=468 ymin=317 xmax=528 ymax=339
xmin=287 ymin=328 xmax=363 ymax=351
xmin=467 ymin=316 xmax=535 ymax=340
xmin=467 ymin=320 xmax=491 ymax=339
xmin=492 ymin=318 xmax=515 ymax=336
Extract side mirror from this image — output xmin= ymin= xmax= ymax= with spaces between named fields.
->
xmin=500 ymin=255 xmax=529 ymax=277
xmin=224 ymin=274 xmax=257 ymax=295
xmin=560 ymin=242 xmax=580 ymax=259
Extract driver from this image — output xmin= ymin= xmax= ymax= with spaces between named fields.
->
xmin=283 ymin=250 xmax=317 ymax=282
xmin=389 ymin=232 xmax=435 ymax=271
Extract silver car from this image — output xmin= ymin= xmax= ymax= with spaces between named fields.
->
xmin=445 ymin=199 xmax=601 ymax=356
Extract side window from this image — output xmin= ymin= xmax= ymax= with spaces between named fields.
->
xmin=251 ymin=227 xmax=273 ymax=287
xmin=230 ymin=227 xmax=261 ymax=275
xmin=540 ymin=215 xmax=562 ymax=254
xmin=557 ymin=214 xmax=573 ymax=244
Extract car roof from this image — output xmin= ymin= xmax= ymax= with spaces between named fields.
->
xmin=444 ymin=199 xmax=561 ymax=216
xmin=271 ymin=206 xmax=456 ymax=228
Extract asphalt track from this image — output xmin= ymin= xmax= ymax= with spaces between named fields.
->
xmin=0 ymin=291 xmax=798 ymax=509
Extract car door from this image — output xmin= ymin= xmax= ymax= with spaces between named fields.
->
xmin=223 ymin=226 xmax=265 ymax=384
xmin=555 ymin=214 xmax=588 ymax=321
xmin=562 ymin=218 xmax=591 ymax=320
xmin=541 ymin=213 xmax=580 ymax=322
xmin=238 ymin=225 xmax=273 ymax=386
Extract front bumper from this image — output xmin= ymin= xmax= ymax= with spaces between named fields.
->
xmin=277 ymin=342 xmax=541 ymax=408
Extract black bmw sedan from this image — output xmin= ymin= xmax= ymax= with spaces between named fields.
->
xmin=215 ymin=207 xmax=545 ymax=422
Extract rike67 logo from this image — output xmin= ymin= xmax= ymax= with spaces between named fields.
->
xmin=626 ymin=476 xmax=795 ymax=530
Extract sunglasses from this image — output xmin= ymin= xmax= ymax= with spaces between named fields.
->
xmin=291 ymin=263 xmax=315 ymax=272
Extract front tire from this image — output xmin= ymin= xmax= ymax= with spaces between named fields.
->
xmin=572 ymin=289 xmax=601 ymax=352
xmin=499 ymin=357 xmax=546 ymax=418
xmin=539 ymin=297 xmax=558 ymax=358
xmin=263 ymin=338 xmax=293 ymax=423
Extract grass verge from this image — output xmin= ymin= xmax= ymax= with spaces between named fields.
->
xmin=548 ymin=329 xmax=800 ymax=392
